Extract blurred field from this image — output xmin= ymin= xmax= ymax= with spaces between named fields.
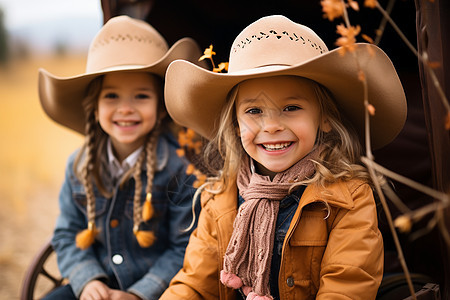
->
xmin=0 ymin=55 xmax=85 ymax=299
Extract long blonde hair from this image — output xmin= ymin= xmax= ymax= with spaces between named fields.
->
xmin=202 ymin=76 xmax=374 ymax=195
xmin=73 ymin=73 xmax=168 ymax=249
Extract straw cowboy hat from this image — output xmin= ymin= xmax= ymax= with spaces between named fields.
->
xmin=39 ymin=15 xmax=205 ymax=134
xmin=165 ymin=15 xmax=407 ymax=149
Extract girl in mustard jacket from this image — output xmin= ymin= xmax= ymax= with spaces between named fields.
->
xmin=161 ymin=15 xmax=407 ymax=300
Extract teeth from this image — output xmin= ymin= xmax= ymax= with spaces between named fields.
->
xmin=263 ymin=142 xmax=291 ymax=151
xmin=116 ymin=121 xmax=137 ymax=126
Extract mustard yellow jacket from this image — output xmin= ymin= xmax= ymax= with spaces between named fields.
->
xmin=160 ymin=179 xmax=384 ymax=300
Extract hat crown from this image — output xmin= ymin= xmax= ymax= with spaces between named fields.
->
xmin=86 ymin=15 xmax=169 ymax=73
xmin=228 ymin=15 xmax=328 ymax=73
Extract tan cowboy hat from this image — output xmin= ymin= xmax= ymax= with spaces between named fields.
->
xmin=165 ymin=15 xmax=407 ymax=149
xmin=39 ymin=15 xmax=205 ymax=134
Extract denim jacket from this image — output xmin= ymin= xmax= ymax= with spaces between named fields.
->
xmin=51 ymin=132 xmax=198 ymax=299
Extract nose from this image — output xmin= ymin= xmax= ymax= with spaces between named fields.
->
xmin=117 ymin=97 xmax=134 ymax=114
xmin=262 ymin=111 xmax=284 ymax=133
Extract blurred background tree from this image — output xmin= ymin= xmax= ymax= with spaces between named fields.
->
xmin=0 ymin=7 xmax=9 ymax=65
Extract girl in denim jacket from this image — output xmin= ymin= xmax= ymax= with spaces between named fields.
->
xmin=38 ymin=16 xmax=204 ymax=300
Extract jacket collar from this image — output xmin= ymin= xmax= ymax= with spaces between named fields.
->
xmin=155 ymin=133 xmax=169 ymax=172
xmin=206 ymin=180 xmax=361 ymax=219
xmin=106 ymin=138 xmax=143 ymax=180
xmin=99 ymin=133 xmax=169 ymax=186
xmin=299 ymin=181 xmax=358 ymax=211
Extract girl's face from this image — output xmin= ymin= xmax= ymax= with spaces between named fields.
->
xmin=235 ymin=76 xmax=330 ymax=177
xmin=97 ymin=72 xmax=159 ymax=161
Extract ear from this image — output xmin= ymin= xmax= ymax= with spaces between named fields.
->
xmin=94 ymin=109 xmax=99 ymax=122
xmin=321 ymin=117 xmax=332 ymax=133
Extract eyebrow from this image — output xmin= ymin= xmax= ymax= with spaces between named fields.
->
xmin=237 ymin=95 xmax=308 ymax=108
xmin=101 ymin=85 xmax=155 ymax=92
xmin=283 ymin=94 xmax=308 ymax=100
xmin=237 ymin=98 xmax=258 ymax=105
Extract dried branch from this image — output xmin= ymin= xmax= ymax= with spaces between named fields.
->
xmin=374 ymin=0 xmax=396 ymax=45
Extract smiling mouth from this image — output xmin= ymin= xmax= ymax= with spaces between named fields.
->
xmin=115 ymin=121 xmax=139 ymax=127
xmin=261 ymin=142 xmax=292 ymax=151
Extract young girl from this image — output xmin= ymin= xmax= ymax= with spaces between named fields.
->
xmin=160 ymin=15 xmax=407 ymax=300
xmin=38 ymin=16 xmax=204 ymax=300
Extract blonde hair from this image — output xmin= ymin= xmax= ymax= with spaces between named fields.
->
xmin=201 ymin=76 xmax=374 ymax=196
xmin=301 ymin=80 xmax=373 ymax=187
xmin=73 ymin=73 xmax=167 ymax=249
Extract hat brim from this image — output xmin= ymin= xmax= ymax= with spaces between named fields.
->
xmin=165 ymin=43 xmax=406 ymax=149
xmin=39 ymin=37 xmax=204 ymax=134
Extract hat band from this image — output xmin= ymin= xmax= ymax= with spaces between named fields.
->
xmin=94 ymin=64 xmax=149 ymax=73
xmin=229 ymin=64 xmax=290 ymax=75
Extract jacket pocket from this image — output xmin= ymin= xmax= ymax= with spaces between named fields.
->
xmin=288 ymin=207 xmax=329 ymax=296
xmin=124 ymin=190 xmax=168 ymax=236
xmin=124 ymin=189 xmax=168 ymax=220
xmin=290 ymin=209 xmax=328 ymax=247
xmin=73 ymin=192 xmax=109 ymax=217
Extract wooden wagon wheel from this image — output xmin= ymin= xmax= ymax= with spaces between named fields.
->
xmin=20 ymin=239 xmax=64 ymax=300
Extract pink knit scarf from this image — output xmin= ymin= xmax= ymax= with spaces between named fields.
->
xmin=220 ymin=150 xmax=317 ymax=299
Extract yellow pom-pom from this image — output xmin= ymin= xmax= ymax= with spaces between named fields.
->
xmin=142 ymin=193 xmax=154 ymax=222
xmin=75 ymin=222 xmax=99 ymax=250
xmin=135 ymin=230 xmax=156 ymax=248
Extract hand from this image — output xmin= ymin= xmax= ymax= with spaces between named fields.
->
xmin=108 ymin=289 xmax=141 ymax=300
xmin=80 ymin=280 xmax=110 ymax=300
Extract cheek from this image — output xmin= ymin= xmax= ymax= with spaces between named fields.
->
xmin=143 ymin=105 xmax=159 ymax=131
xmin=237 ymin=116 xmax=260 ymax=137
xmin=140 ymin=101 xmax=158 ymax=118
xmin=292 ymin=120 xmax=318 ymax=143
xmin=238 ymin=128 xmax=257 ymax=154
xmin=308 ymin=124 xmax=321 ymax=146
xmin=97 ymin=101 xmax=110 ymax=116
xmin=236 ymin=113 xmax=265 ymax=154
xmin=97 ymin=115 xmax=109 ymax=132
xmin=150 ymin=100 xmax=159 ymax=117
xmin=149 ymin=116 xmax=158 ymax=130
xmin=96 ymin=106 xmax=109 ymax=126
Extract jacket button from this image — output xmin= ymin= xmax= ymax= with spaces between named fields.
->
xmin=110 ymin=219 xmax=119 ymax=228
xmin=112 ymin=254 xmax=123 ymax=265
xmin=286 ymin=276 xmax=294 ymax=287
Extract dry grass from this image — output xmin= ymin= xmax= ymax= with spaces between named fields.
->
xmin=0 ymin=55 xmax=85 ymax=299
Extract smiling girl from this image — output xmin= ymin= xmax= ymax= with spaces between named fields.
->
xmin=160 ymin=15 xmax=407 ymax=300
xmin=38 ymin=16 xmax=203 ymax=300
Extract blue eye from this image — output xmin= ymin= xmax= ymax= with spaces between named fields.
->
xmin=246 ymin=108 xmax=262 ymax=114
xmin=284 ymin=105 xmax=301 ymax=111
